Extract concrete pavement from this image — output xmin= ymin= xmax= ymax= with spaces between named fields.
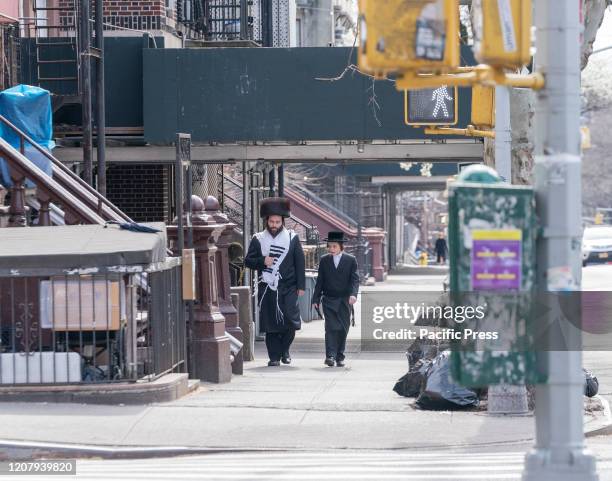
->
xmin=0 ymin=269 xmax=609 ymax=460
xmin=0 ymin=350 xmax=536 ymax=453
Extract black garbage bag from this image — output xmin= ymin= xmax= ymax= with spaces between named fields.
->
xmin=393 ymin=359 xmax=432 ymax=398
xmin=584 ymin=369 xmax=599 ymax=398
xmin=416 ymin=351 xmax=479 ymax=410
xmin=406 ymin=340 xmax=441 ymax=367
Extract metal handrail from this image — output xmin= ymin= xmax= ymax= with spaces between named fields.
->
xmin=0 ymin=114 xmax=132 ymax=223
xmin=220 ymin=172 xmax=316 ymax=234
xmin=0 ymin=138 xmax=105 ymax=224
xmin=288 ymin=183 xmax=358 ymax=228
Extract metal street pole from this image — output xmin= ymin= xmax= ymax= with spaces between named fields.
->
xmin=523 ymin=1 xmax=598 ymax=480
xmin=95 ymin=0 xmax=106 ymax=197
xmin=80 ymin=0 xmax=93 ymax=186
xmin=494 ymin=86 xmax=512 ymax=183
xmin=489 ymin=84 xmax=529 ymax=414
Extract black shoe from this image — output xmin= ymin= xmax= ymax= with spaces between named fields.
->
xmin=324 ymin=357 xmax=335 ymax=367
xmin=281 ymin=354 xmax=291 ymax=365
xmin=268 ymin=360 xmax=280 ymax=367
xmin=336 ymin=359 xmax=345 ymax=367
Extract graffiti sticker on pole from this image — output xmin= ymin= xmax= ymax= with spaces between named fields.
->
xmin=404 ymin=86 xmax=458 ymax=126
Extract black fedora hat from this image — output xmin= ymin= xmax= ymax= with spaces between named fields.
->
xmin=324 ymin=231 xmax=346 ymax=243
xmin=260 ymin=197 xmax=291 ymax=218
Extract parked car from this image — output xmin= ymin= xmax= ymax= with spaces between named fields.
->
xmin=582 ymin=226 xmax=612 ymax=266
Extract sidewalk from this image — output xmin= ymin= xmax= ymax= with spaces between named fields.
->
xmin=0 ymin=274 xmax=608 ymax=458
xmin=0 ymin=349 xmax=535 ymax=452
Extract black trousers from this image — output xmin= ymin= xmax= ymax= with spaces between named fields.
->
xmin=265 ymin=329 xmax=296 ymax=361
xmin=436 ymin=252 xmax=446 ymax=263
xmin=325 ymin=328 xmax=348 ymax=361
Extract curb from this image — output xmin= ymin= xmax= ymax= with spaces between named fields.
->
xmin=0 ymin=374 xmax=198 ymax=406
xmin=0 ymin=439 xmax=534 ymax=461
xmin=2 ymin=409 xmax=610 ymax=461
xmin=389 ymin=266 xmax=449 ymax=276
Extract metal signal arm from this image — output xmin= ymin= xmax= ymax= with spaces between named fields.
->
xmin=424 ymin=125 xmax=496 ymax=139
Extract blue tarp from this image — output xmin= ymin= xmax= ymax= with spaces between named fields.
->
xmin=0 ymin=85 xmax=54 ymax=187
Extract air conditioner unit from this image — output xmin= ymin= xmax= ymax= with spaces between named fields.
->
xmin=0 ymin=352 xmax=82 ymax=384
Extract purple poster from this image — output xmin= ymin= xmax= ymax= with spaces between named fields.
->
xmin=471 ymin=230 xmax=522 ymax=290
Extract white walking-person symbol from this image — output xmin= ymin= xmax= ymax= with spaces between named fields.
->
xmin=431 ymin=86 xmax=452 ymax=118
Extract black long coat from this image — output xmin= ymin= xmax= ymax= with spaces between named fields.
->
xmin=312 ymin=253 xmax=359 ymax=332
xmin=244 ymin=229 xmax=306 ymax=333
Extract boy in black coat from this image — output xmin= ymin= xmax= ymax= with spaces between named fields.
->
xmin=311 ymin=231 xmax=359 ymax=367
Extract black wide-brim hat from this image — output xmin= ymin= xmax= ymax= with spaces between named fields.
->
xmin=260 ymin=197 xmax=291 ymax=218
xmin=324 ymin=231 xmax=347 ymax=243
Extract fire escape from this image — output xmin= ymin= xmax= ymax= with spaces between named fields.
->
xmin=25 ymin=0 xmax=105 ymax=192
xmin=176 ymin=0 xmax=272 ymax=46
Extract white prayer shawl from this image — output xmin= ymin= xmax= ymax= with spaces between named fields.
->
xmin=255 ymin=228 xmax=295 ymax=325
xmin=255 ymin=228 xmax=294 ymax=291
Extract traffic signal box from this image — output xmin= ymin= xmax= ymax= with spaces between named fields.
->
xmin=470 ymin=85 xmax=495 ymax=130
xmin=358 ymin=0 xmax=460 ymax=78
xmin=447 ymin=165 xmax=546 ymax=387
xmin=472 ymin=0 xmax=532 ymax=70
xmin=405 ymin=85 xmax=494 ymax=139
xmin=404 ymin=86 xmax=458 ymax=126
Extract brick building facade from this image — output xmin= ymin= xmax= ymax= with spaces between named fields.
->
xmin=58 ymin=0 xmax=173 ymax=31
xmin=106 ymin=164 xmax=171 ymax=222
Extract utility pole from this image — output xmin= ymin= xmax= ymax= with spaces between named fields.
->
xmin=523 ymin=0 xmax=598 ymax=480
xmin=95 ymin=0 xmax=106 ymax=196
xmin=80 ymin=0 xmax=93 ymax=186
xmin=488 ymin=83 xmax=529 ymax=415
xmin=494 ymin=86 xmax=512 ymax=183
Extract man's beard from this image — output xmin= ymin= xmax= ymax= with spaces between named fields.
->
xmin=267 ymin=224 xmax=283 ymax=237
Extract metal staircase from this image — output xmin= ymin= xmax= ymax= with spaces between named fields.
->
xmin=31 ymin=0 xmax=81 ymax=110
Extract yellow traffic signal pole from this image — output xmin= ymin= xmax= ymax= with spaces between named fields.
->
xmin=423 ymin=125 xmax=496 ymax=138
xmin=396 ymin=65 xmax=545 ymax=90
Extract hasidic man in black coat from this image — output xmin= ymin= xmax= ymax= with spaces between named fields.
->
xmin=245 ymin=197 xmax=306 ymax=367
xmin=311 ymin=231 xmax=359 ymax=367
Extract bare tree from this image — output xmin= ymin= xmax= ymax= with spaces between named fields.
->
xmin=582 ymin=0 xmax=611 ymax=70
xmin=482 ymin=0 xmax=610 ymax=185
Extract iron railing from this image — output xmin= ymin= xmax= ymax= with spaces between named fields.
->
xmin=289 ymin=184 xmax=358 ymax=228
xmin=0 ymin=261 xmax=185 ymax=385
xmin=176 ymin=0 xmax=264 ymax=43
xmin=0 ymin=114 xmax=132 ymax=225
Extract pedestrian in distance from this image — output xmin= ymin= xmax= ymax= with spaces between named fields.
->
xmin=245 ymin=197 xmax=306 ymax=367
xmin=311 ymin=231 xmax=359 ymax=368
xmin=435 ymin=233 xmax=448 ymax=264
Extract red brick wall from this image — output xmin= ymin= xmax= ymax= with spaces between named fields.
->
xmin=59 ymin=0 xmax=170 ymax=31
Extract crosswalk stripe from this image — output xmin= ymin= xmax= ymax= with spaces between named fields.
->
xmin=14 ymin=475 xmax=522 ymax=481
xmin=5 ymin=452 xmax=529 ymax=481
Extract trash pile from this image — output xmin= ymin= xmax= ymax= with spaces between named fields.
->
xmin=394 ymin=349 xmax=479 ymax=410
xmin=394 ymin=350 xmax=601 ymax=409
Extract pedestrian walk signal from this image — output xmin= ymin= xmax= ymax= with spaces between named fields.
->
xmin=358 ymin=0 xmax=460 ymax=78
xmin=404 ymin=86 xmax=458 ymax=126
